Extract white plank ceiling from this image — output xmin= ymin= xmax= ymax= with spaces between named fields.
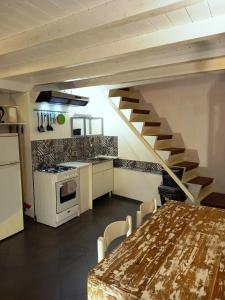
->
xmin=1 ymin=0 xmax=225 ymax=91
xmin=0 ymin=0 xmax=112 ymax=38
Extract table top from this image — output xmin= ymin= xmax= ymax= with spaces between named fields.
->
xmin=88 ymin=201 xmax=225 ymax=300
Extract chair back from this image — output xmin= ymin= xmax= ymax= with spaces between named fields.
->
xmin=136 ymin=198 xmax=157 ymax=228
xmin=97 ymin=215 xmax=132 ymax=262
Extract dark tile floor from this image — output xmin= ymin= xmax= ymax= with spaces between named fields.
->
xmin=0 ymin=196 xmax=139 ymax=300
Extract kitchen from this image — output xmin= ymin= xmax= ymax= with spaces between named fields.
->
xmin=0 ymin=85 xmax=159 ymax=228
xmin=2 ymin=1 xmax=225 ymax=299
xmin=0 ymin=89 xmax=119 ymax=232
xmin=0 ymin=87 xmax=141 ymax=300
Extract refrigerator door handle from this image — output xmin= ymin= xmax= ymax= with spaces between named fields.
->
xmin=0 ymin=161 xmax=20 ymax=167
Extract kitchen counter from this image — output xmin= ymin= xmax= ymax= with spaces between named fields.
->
xmin=77 ymin=156 xmax=116 ymax=165
xmin=58 ymin=161 xmax=90 ymax=169
xmin=59 ymin=157 xmax=117 ymax=167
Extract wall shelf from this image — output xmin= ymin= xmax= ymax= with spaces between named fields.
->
xmin=33 ymin=108 xmax=68 ymax=114
xmin=0 ymin=105 xmax=19 ymax=108
xmin=0 ymin=122 xmax=26 ymax=125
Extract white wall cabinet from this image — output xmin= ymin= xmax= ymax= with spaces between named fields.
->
xmin=92 ymin=161 xmax=113 ymax=200
xmin=71 ymin=116 xmax=104 ymax=136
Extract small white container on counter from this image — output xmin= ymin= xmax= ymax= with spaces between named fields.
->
xmin=0 ymin=106 xmax=18 ymax=123
xmin=7 ymin=107 xmax=18 ymax=123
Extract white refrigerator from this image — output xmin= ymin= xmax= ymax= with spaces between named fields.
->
xmin=0 ymin=133 xmax=24 ymax=240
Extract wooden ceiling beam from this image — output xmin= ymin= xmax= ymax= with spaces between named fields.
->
xmin=48 ymin=56 xmax=225 ymax=89
xmin=28 ymin=40 xmax=225 ymax=85
xmin=34 ymin=73 xmax=212 ymax=92
xmin=1 ymin=14 xmax=225 ymax=79
xmin=0 ymin=78 xmax=31 ymax=92
xmin=0 ymin=0 xmax=202 ymax=57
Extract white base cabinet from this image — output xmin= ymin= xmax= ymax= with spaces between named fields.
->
xmin=92 ymin=161 xmax=113 ymax=200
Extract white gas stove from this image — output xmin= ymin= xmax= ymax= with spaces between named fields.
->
xmin=34 ymin=165 xmax=80 ymax=227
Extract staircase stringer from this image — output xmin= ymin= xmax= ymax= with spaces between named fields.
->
xmin=108 ymin=97 xmax=195 ymax=203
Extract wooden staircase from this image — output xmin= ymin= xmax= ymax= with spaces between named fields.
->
xmin=108 ymin=88 xmax=217 ymax=205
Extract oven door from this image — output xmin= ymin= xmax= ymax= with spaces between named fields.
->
xmin=56 ymin=177 xmax=79 ymax=214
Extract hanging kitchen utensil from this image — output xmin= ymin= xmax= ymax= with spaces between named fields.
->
xmin=0 ymin=107 xmax=5 ymax=123
xmin=57 ymin=113 xmax=65 ymax=125
xmin=40 ymin=112 xmax=45 ymax=132
xmin=44 ymin=113 xmax=47 ymax=128
xmin=37 ymin=112 xmax=41 ymax=132
xmin=46 ymin=113 xmax=51 ymax=131
xmin=49 ymin=114 xmax=54 ymax=131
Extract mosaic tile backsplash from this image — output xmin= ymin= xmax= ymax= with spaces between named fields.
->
xmin=113 ymin=159 xmax=162 ymax=174
xmin=31 ymin=136 xmax=118 ymax=171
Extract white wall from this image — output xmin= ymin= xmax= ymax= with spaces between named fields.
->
xmin=67 ymin=87 xmax=157 ymax=162
xmin=68 ymin=87 xmax=161 ymax=204
xmin=140 ymin=73 xmax=225 ymax=193
xmin=0 ymin=93 xmax=14 ymax=105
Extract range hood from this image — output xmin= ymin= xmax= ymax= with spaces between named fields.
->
xmin=36 ymin=91 xmax=89 ymax=106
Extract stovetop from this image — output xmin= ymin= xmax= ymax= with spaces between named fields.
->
xmin=38 ymin=166 xmax=76 ymax=173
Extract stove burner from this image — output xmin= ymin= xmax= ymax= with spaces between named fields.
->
xmin=38 ymin=166 xmax=75 ymax=173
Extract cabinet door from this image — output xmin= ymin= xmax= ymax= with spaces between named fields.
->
xmin=79 ymin=167 xmax=92 ymax=213
xmin=92 ymin=169 xmax=113 ymax=200
xmin=0 ymin=134 xmax=19 ymax=164
xmin=0 ymin=163 xmax=24 ymax=240
xmin=92 ymin=172 xmax=103 ymax=200
xmin=72 ymin=118 xmax=85 ymax=136
xmin=92 ymin=160 xmax=113 ymax=174
xmin=102 ymin=169 xmax=113 ymax=195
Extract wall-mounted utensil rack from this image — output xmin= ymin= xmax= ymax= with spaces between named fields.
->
xmin=34 ymin=108 xmax=67 ymax=133
xmin=33 ymin=109 xmax=68 ymax=114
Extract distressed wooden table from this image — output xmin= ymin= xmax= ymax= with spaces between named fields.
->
xmin=88 ymin=201 xmax=225 ymax=300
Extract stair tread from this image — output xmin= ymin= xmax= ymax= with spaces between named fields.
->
xmin=188 ymin=176 xmax=214 ymax=188
xmin=121 ymin=97 xmax=139 ymax=103
xmin=144 ymin=134 xmax=173 ymax=140
xmin=162 ymin=147 xmax=185 ymax=155
xmin=132 ymin=109 xmax=150 ymax=114
xmin=144 ymin=121 xmax=161 ymax=127
xmin=173 ymin=161 xmax=199 ymax=171
xmin=201 ymin=192 xmax=225 ymax=209
xmin=118 ymin=88 xmax=130 ymax=91
xmin=157 ymin=134 xmax=173 ymax=140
